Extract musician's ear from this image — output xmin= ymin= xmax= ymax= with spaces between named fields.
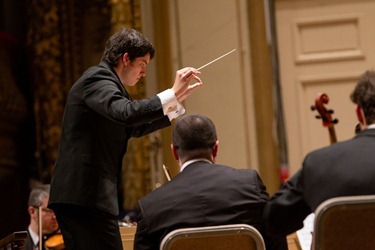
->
xmin=28 ymin=206 xmax=36 ymax=219
xmin=356 ymin=105 xmax=366 ymax=125
xmin=171 ymin=144 xmax=179 ymax=161
xmin=212 ymin=140 xmax=219 ymax=158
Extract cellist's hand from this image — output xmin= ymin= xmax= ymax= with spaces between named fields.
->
xmin=171 ymin=67 xmax=202 ymax=103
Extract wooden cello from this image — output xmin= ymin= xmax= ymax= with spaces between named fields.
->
xmin=311 ymin=93 xmax=339 ymax=144
xmin=44 ymin=234 xmax=65 ymax=250
xmin=291 ymin=93 xmax=339 ymax=249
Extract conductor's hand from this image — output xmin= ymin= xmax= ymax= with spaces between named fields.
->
xmin=172 ymin=67 xmax=202 ymax=103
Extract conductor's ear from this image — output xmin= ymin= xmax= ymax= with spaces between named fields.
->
xmin=122 ymin=53 xmax=130 ymax=66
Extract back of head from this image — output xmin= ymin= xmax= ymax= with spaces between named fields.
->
xmin=101 ymin=27 xmax=155 ymax=67
xmin=28 ymin=184 xmax=50 ymax=207
xmin=173 ymin=114 xmax=217 ymax=159
xmin=351 ymin=70 xmax=375 ymax=124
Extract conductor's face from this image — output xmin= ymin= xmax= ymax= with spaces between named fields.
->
xmin=121 ymin=53 xmax=150 ymax=87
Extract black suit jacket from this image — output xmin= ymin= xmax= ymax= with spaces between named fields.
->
xmin=134 ymin=161 xmax=287 ymax=250
xmin=49 ymin=61 xmax=170 ymax=216
xmin=264 ymin=128 xmax=375 ymax=237
xmin=24 ymin=229 xmax=35 ymax=250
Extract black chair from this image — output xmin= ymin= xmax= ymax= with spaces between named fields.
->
xmin=0 ymin=231 xmax=28 ymax=250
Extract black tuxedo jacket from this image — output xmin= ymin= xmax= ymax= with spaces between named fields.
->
xmin=24 ymin=229 xmax=35 ymax=250
xmin=49 ymin=61 xmax=170 ymax=216
xmin=264 ymin=128 xmax=375 ymax=237
xmin=134 ymin=161 xmax=287 ymax=250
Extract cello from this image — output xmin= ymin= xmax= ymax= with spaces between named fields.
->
xmin=293 ymin=93 xmax=339 ymax=249
xmin=44 ymin=234 xmax=65 ymax=250
xmin=311 ymin=93 xmax=338 ymax=144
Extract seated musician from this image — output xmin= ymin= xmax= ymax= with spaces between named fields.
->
xmin=134 ymin=114 xmax=287 ymax=250
xmin=25 ymin=184 xmax=62 ymax=250
xmin=263 ymin=70 xmax=375 ymax=237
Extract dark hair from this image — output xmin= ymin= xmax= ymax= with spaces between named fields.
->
xmin=28 ymin=184 xmax=50 ymax=207
xmin=101 ymin=28 xmax=155 ymax=67
xmin=350 ymin=70 xmax=375 ymax=124
xmin=173 ymin=114 xmax=217 ymax=157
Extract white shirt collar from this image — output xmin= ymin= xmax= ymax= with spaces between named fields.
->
xmin=180 ymin=158 xmax=212 ymax=172
xmin=28 ymin=226 xmax=39 ymax=246
xmin=367 ymin=124 xmax=375 ymax=129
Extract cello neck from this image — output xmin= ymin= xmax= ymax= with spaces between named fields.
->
xmin=328 ymin=125 xmax=337 ymax=144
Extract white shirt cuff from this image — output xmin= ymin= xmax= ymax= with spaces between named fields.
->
xmin=157 ymin=89 xmax=186 ymax=120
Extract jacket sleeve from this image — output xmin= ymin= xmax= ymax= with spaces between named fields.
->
xmin=129 ymin=116 xmax=171 ymax=138
xmin=263 ymin=169 xmax=312 ymax=237
xmin=252 ymin=171 xmax=289 ymax=250
xmin=133 ymin=202 xmax=157 ymax=250
xmin=83 ymin=74 xmax=166 ymax=127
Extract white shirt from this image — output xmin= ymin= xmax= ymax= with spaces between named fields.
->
xmin=28 ymin=226 xmax=39 ymax=247
xmin=180 ymin=158 xmax=212 ymax=172
xmin=157 ymin=89 xmax=185 ymax=121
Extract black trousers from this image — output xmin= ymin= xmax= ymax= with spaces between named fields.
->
xmin=51 ymin=204 xmax=123 ymax=250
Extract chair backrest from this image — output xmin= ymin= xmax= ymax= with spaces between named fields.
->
xmin=312 ymin=195 xmax=375 ymax=250
xmin=159 ymin=224 xmax=265 ymax=250
xmin=0 ymin=231 xmax=27 ymax=250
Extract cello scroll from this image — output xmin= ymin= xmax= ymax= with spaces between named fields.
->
xmin=311 ymin=93 xmax=338 ymax=144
